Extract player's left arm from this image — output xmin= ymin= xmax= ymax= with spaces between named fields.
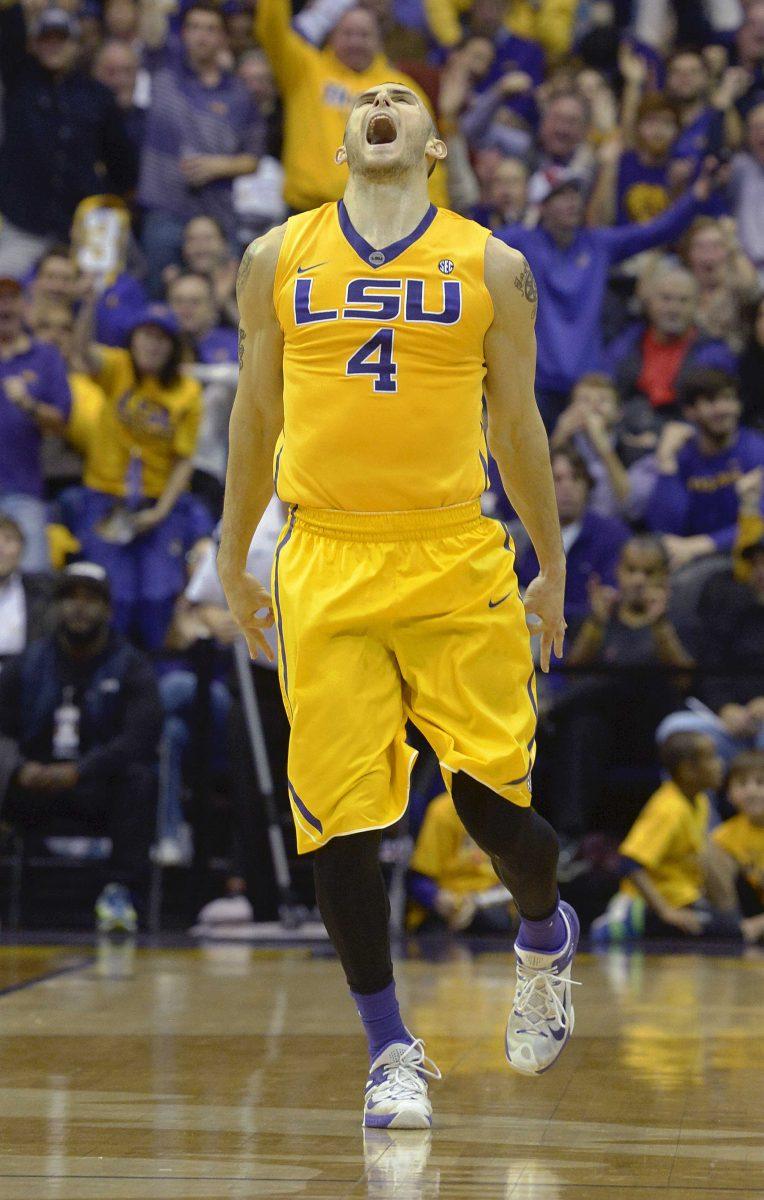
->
xmin=483 ymin=237 xmax=565 ymax=672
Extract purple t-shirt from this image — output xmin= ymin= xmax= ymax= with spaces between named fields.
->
xmin=0 ymin=340 xmax=72 ymax=497
xmin=616 ymin=151 xmax=671 ymax=226
xmin=138 ymin=56 xmax=264 ymax=237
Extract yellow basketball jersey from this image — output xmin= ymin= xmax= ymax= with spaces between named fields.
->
xmin=272 ymin=202 xmax=494 ymax=511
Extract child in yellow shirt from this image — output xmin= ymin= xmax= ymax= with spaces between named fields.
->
xmin=407 ymin=791 xmax=515 ymax=933
xmin=712 ymin=750 xmax=764 ymax=942
xmin=592 ymin=732 xmax=757 ymax=942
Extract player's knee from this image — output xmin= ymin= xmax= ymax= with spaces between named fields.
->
xmin=452 ymin=772 xmax=558 ymax=863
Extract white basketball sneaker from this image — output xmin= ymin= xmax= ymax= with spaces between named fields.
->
xmin=505 ymin=901 xmax=581 ymax=1076
xmin=363 ymin=1039 xmax=441 ymax=1129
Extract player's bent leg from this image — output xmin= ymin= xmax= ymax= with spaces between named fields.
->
xmin=313 ymin=831 xmax=440 ymax=1127
xmin=452 ymin=774 xmax=580 ymax=1076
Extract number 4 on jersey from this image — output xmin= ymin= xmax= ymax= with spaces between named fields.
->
xmin=346 ymin=328 xmax=397 ymax=394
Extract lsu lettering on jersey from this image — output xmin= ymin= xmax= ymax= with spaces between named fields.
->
xmin=272 ymin=202 xmax=493 ymax=512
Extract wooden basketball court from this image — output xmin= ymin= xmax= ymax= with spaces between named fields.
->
xmin=0 ymin=941 xmax=762 ymax=1198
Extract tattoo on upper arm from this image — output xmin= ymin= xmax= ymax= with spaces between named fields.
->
xmin=238 ymin=325 xmax=246 ymax=370
xmin=236 ymin=245 xmax=254 ymax=298
xmin=514 ymin=259 xmax=538 ymax=316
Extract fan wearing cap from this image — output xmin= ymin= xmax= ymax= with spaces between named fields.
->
xmin=496 ymin=157 xmax=727 ymax=429
xmin=0 ymin=3 xmax=136 ymax=276
xmin=0 ymin=276 xmax=72 ymax=571
xmin=0 ymin=561 xmax=163 ymax=930
xmin=74 ymin=299 xmax=202 ymax=535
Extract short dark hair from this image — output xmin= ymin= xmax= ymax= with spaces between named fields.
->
xmin=181 ymin=1 xmax=225 ymax=27
xmin=551 ymin=445 xmax=594 ymax=491
xmin=679 ymin=367 xmax=737 ymax=409
xmin=659 ymin=731 xmax=706 ymax=777
xmin=727 ymin=749 xmax=764 ymax=788
xmin=0 ymin=514 xmax=25 ymax=544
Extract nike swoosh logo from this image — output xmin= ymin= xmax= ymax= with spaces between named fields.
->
xmin=550 ymin=1026 xmax=567 ymax=1042
xmin=296 ymin=262 xmax=328 ymax=274
xmin=488 ymin=590 xmax=514 ymax=609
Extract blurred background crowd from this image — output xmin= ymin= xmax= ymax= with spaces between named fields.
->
xmin=0 ymin=0 xmax=763 ymax=941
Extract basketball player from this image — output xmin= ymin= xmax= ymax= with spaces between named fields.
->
xmin=218 ymin=84 xmax=578 ymax=1128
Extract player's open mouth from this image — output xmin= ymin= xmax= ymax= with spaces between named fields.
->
xmin=366 ymin=113 xmax=397 ymax=145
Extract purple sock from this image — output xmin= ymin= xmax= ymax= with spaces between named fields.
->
xmin=517 ymin=899 xmax=567 ymax=953
xmin=351 ymin=980 xmax=412 ymax=1062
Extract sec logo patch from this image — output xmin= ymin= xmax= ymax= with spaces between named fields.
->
xmin=439 ymin=259 xmax=455 ymax=275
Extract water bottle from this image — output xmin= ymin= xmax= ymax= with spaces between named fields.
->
xmin=52 ymin=686 xmax=80 ymax=761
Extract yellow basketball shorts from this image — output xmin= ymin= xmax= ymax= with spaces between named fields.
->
xmin=271 ymin=501 xmax=537 ymax=853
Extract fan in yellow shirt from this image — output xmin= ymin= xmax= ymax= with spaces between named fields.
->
xmin=256 ymin=0 xmax=448 ymax=211
xmin=712 ymin=752 xmax=764 ymax=940
xmin=77 ymin=303 xmax=202 ymax=519
xmin=52 ymin=302 xmax=210 ymax=651
xmin=593 ymin=732 xmax=748 ymax=942
xmin=407 ymin=792 xmax=515 ymax=933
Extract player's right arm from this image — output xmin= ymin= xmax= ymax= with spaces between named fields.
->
xmin=217 ymin=224 xmax=286 ymax=661
xmin=483 ymin=237 xmax=566 ymax=672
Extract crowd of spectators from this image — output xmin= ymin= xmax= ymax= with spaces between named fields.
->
xmin=0 ymin=0 xmax=763 ymax=939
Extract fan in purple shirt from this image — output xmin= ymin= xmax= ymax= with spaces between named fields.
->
xmin=602 ymin=95 xmax=681 ymax=227
xmin=647 ymin=367 xmax=764 ymax=571
xmin=496 ymin=158 xmax=724 ymax=428
xmin=0 ymin=278 xmax=71 ymax=570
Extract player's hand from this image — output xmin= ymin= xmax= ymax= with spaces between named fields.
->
xmin=523 ymin=569 xmax=566 ymax=673
xmin=660 ymin=906 xmax=704 ymax=936
xmin=220 ymin=571 xmax=275 ymax=662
